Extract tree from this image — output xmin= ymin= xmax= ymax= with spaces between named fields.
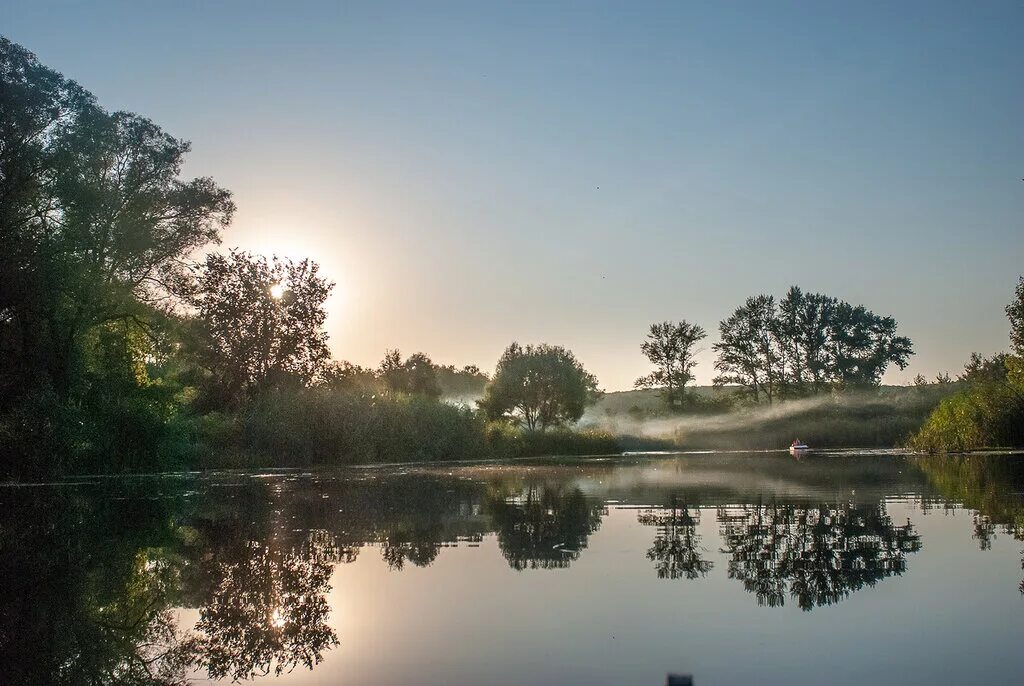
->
xmin=634 ymin=320 xmax=706 ymax=408
xmin=318 ymin=360 xmax=379 ymax=393
xmin=713 ymin=295 xmax=782 ymax=403
xmin=959 ymin=352 xmax=1010 ymax=384
xmin=377 ymin=350 xmax=441 ymax=398
xmin=1008 ymin=276 xmax=1024 ymax=355
xmin=479 ymin=343 xmax=600 ymax=431
xmin=190 ymin=251 xmax=332 ymax=406
xmin=713 ymin=287 xmax=914 ymax=402
xmin=0 ymin=38 xmax=233 ymax=472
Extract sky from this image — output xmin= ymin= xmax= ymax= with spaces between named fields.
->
xmin=4 ymin=1 xmax=1023 ymax=390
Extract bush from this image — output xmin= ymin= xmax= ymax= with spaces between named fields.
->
xmin=908 ymin=381 xmax=1024 ymax=452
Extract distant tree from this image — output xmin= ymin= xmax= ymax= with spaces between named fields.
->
xmin=191 ymin=251 xmax=332 ymax=406
xmin=377 ymin=350 xmax=441 ymax=398
xmin=634 ymin=320 xmax=706 ymax=408
xmin=824 ymin=301 xmax=913 ymax=386
xmin=480 ymin=343 xmax=600 ymax=431
xmin=777 ymin=287 xmax=834 ymax=392
xmin=913 ymin=373 xmax=929 ymax=387
xmin=1008 ymin=276 xmax=1024 ymax=355
xmin=434 ymin=364 xmax=489 ymax=398
xmin=713 ymin=287 xmax=913 ymax=402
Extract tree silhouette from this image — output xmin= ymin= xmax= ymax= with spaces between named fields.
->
xmin=634 ymin=321 xmax=706 ymax=408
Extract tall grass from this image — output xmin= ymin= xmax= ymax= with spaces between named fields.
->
xmin=908 ymin=382 xmax=1024 ymax=452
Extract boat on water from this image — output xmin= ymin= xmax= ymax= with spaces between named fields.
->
xmin=789 ymin=442 xmax=810 ymax=455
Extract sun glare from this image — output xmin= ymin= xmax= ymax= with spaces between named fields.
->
xmin=270 ymin=283 xmax=285 ymax=299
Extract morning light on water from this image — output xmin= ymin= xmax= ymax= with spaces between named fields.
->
xmin=1 ymin=3 xmax=1023 ymax=685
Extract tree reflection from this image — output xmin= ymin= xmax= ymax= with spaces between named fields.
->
xmin=0 ymin=486 xmax=194 ymax=685
xmin=717 ymin=502 xmax=922 ymax=610
xmin=637 ymin=498 xmax=713 ymax=580
xmin=381 ymin=525 xmax=443 ymax=570
xmin=914 ymin=454 xmax=1024 ymax=595
xmin=186 ymin=529 xmax=341 ymax=681
xmin=486 ymin=485 xmax=604 ymax=570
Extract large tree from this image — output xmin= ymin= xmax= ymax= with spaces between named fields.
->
xmin=0 ymin=38 xmax=233 ymax=471
xmin=479 ymin=343 xmax=600 ymax=431
xmin=713 ymin=287 xmax=913 ymax=402
xmin=634 ymin=320 xmax=706 ymax=408
xmin=190 ymin=251 xmax=332 ymax=406
xmin=713 ymin=295 xmax=782 ymax=403
xmin=0 ymin=39 xmax=233 ymax=400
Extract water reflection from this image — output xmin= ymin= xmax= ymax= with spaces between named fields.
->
xmin=187 ymin=532 xmax=341 ymax=681
xmin=718 ymin=502 xmax=922 ymax=610
xmin=486 ymin=484 xmax=605 ymax=570
xmin=915 ymin=454 xmax=1024 ymax=593
xmin=638 ymin=498 xmax=714 ymax=580
xmin=1 ymin=453 xmax=1023 ymax=683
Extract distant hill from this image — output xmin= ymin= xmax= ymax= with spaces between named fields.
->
xmin=593 ymin=386 xmax=733 ymax=415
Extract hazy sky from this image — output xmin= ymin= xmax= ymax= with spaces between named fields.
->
xmin=5 ymin=1 xmax=1022 ymax=390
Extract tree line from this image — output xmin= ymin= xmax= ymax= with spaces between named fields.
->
xmin=0 ymin=36 xmax=619 ymax=480
xmin=635 ymin=286 xmax=914 ymax=407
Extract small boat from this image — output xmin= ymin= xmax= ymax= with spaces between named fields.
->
xmin=789 ymin=443 xmax=810 ymax=454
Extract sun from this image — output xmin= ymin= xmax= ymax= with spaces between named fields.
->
xmin=269 ymin=283 xmax=285 ymax=299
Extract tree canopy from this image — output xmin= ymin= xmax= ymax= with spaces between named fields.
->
xmin=635 ymin=320 xmax=706 ymax=408
xmin=713 ymin=286 xmax=913 ymax=402
xmin=0 ymin=38 xmax=233 ymax=473
xmin=480 ymin=343 xmax=600 ymax=431
xmin=190 ymin=250 xmax=332 ymax=407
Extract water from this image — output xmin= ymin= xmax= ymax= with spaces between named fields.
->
xmin=3 ymin=452 xmax=1023 ymax=685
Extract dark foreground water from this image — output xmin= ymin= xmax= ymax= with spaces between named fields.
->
xmin=3 ymin=451 xmax=1024 ymax=686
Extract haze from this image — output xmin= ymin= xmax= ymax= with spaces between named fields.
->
xmin=6 ymin=0 xmax=1021 ymax=390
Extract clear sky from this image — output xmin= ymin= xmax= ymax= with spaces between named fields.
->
xmin=5 ymin=1 xmax=1022 ymax=390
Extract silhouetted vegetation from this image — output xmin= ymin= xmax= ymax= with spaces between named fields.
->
xmin=713 ymin=287 xmax=913 ymax=403
xmin=0 ymin=40 xmax=615 ymax=477
xmin=634 ymin=320 xmax=706 ymax=409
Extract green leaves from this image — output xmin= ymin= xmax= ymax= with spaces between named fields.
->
xmin=480 ymin=343 xmax=600 ymax=431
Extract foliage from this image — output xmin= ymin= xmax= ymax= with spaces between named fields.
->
xmin=434 ymin=363 xmax=489 ymax=398
xmin=234 ymin=387 xmax=491 ymax=466
xmin=377 ymin=349 xmax=441 ymax=398
xmin=190 ymin=250 xmax=332 ymax=408
xmin=0 ymin=38 xmax=232 ymax=476
xmin=908 ymin=380 xmax=1024 ymax=452
xmin=910 ymin=277 xmax=1024 ymax=452
xmin=713 ymin=286 xmax=913 ymax=403
xmin=480 ymin=342 xmax=600 ymax=431
xmin=1008 ymin=276 xmax=1024 ymax=355
xmin=634 ymin=320 xmax=706 ymax=408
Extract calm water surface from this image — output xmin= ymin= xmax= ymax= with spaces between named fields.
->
xmin=3 ymin=452 xmax=1024 ymax=685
